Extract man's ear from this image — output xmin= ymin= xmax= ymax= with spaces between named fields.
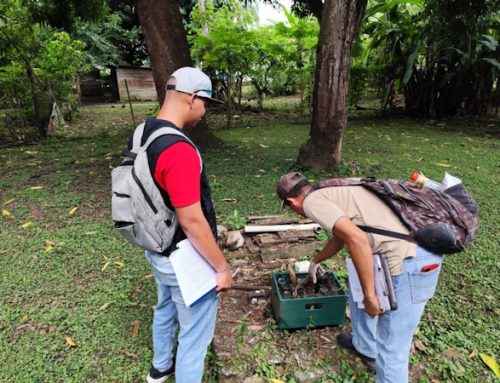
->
xmin=287 ymin=196 xmax=300 ymax=210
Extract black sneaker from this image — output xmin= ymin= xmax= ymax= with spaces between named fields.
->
xmin=336 ymin=332 xmax=376 ymax=370
xmin=146 ymin=362 xmax=175 ymax=383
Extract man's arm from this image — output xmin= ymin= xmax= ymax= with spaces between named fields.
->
xmin=176 ymin=202 xmax=232 ymax=291
xmin=312 ymin=235 xmax=345 ymax=264
xmin=333 ymin=217 xmax=381 ymax=317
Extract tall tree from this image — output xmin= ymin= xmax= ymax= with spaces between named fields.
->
xmin=297 ymin=0 xmax=367 ymax=171
xmin=135 ymin=0 xmax=221 ymax=149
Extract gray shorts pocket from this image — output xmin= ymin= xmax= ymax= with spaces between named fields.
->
xmin=409 ymin=267 xmax=441 ymax=304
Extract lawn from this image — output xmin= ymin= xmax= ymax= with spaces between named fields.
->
xmin=0 ymin=102 xmax=498 ymax=382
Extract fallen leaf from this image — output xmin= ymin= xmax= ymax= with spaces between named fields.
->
xmin=248 ymin=325 xmax=264 ymax=331
xmin=117 ymin=349 xmax=139 ymax=360
xmin=69 ymin=207 xmax=78 ymax=215
xmin=30 ymin=186 xmax=44 ymax=190
xmin=44 ymin=245 xmax=54 ymax=253
xmin=5 ymin=198 xmax=16 ymax=205
xmin=100 ymin=302 xmax=113 ymax=311
xmin=2 ymin=210 xmax=11 ymax=216
xmin=479 ymin=353 xmax=500 ymax=378
xmin=259 ymin=144 xmax=269 ymax=148
xmin=114 ymin=261 xmax=124 ymax=268
xmin=220 ymin=198 xmax=236 ymax=202
xmin=101 ymin=261 xmax=110 ymax=272
xmin=270 ymin=380 xmax=286 ymax=383
xmin=414 ymin=340 xmax=427 ymax=352
xmin=64 ymin=335 xmax=76 ymax=347
xmin=132 ymin=320 xmax=140 ymax=339
xmin=21 ymin=221 xmax=33 ymax=229
xmin=435 ymin=162 xmax=451 ymax=167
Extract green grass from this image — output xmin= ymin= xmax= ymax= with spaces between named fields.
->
xmin=0 ymin=103 xmax=499 ymax=382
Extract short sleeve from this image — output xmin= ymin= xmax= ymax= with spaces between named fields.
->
xmin=303 ymin=191 xmax=346 ymax=234
xmin=154 ymin=142 xmax=201 ymax=208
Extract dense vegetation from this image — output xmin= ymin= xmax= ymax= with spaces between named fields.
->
xmin=1 ymin=0 xmax=498 ymax=143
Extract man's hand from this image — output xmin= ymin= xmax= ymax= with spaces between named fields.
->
xmin=215 ymin=269 xmax=232 ymax=292
xmin=363 ymin=295 xmax=383 ymax=317
xmin=308 ymin=260 xmax=325 ymax=284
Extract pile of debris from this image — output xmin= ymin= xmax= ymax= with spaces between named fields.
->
xmin=220 ymin=215 xmax=323 ymax=262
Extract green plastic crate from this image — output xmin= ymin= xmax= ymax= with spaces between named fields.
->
xmin=271 ymin=272 xmax=347 ymax=329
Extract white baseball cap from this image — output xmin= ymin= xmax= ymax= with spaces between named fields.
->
xmin=167 ymin=66 xmax=223 ymax=104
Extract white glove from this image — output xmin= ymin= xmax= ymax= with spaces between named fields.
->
xmin=308 ymin=260 xmax=325 ymax=284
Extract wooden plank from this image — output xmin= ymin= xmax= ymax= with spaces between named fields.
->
xmin=250 ymin=217 xmax=301 ymax=225
xmin=246 ymin=215 xmax=283 ymax=221
xmin=278 ymin=230 xmax=316 ymax=240
xmin=244 ymin=237 xmax=260 ymax=254
xmin=255 ymin=233 xmax=278 ymax=245
xmin=258 ymin=238 xmax=300 ymax=247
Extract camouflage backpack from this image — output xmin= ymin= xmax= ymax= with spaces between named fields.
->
xmin=310 ymin=178 xmax=479 ymax=254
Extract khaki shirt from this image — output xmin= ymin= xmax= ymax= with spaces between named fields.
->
xmin=303 ymin=184 xmax=416 ymax=275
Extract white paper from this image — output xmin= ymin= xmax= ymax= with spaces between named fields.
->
xmin=169 ymin=239 xmax=217 ymax=307
xmin=346 ymin=254 xmax=391 ymax=311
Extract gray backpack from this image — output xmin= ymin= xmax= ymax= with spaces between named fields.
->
xmin=111 ymin=123 xmax=202 ymax=252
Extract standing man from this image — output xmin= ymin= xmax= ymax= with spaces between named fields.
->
xmin=276 ymin=172 xmax=443 ymax=383
xmin=134 ymin=67 xmax=232 ymax=383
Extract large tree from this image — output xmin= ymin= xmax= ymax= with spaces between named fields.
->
xmin=135 ymin=0 xmax=221 ymax=149
xmin=297 ymin=0 xmax=367 ymax=171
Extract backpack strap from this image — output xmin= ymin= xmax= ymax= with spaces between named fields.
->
xmin=142 ymin=126 xmax=203 ymax=173
xmin=356 ymin=225 xmax=410 ymax=240
xmin=125 ymin=125 xmax=203 ymax=174
xmin=132 ymin=122 xmax=146 ymax=150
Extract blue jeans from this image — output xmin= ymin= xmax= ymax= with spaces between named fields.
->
xmin=349 ymin=247 xmax=443 ymax=383
xmin=145 ymin=251 xmax=218 ymax=383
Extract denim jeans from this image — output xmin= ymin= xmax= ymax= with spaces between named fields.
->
xmin=349 ymin=246 xmax=443 ymax=383
xmin=145 ymin=250 xmax=218 ymax=383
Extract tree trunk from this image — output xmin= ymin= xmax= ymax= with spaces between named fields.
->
xmin=226 ymin=69 xmax=233 ymax=128
xmin=297 ymin=0 xmax=367 ymax=171
xmin=26 ymin=63 xmax=46 ymax=138
xmin=135 ymin=0 xmax=222 ymax=150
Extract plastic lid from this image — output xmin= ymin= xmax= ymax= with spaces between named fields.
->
xmin=410 ymin=172 xmax=420 ymax=181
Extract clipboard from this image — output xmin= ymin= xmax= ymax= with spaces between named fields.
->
xmin=346 ymin=254 xmax=392 ymax=311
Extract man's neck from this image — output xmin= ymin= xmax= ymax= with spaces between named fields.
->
xmin=156 ymin=111 xmax=184 ymax=129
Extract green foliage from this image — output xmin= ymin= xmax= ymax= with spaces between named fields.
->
xmin=271 ymin=8 xmax=319 ymax=105
xmin=74 ymin=11 xmax=145 ymax=67
xmin=224 ymin=209 xmax=246 ymax=230
xmin=27 ymin=0 xmax=109 ymax=32
xmin=356 ymin=0 xmax=499 ymax=116
xmin=189 ymin=1 xmax=319 ymax=114
xmin=190 ymin=0 xmax=259 ymax=126
xmin=0 ymin=0 xmax=86 ymax=141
